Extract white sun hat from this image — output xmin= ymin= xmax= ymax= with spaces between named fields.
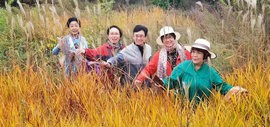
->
xmin=184 ymin=38 xmax=217 ymax=59
xmin=156 ymin=26 xmax=181 ymax=45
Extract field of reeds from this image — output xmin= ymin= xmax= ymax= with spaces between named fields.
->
xmin=0 ymin=0 xmax=269 ymax=126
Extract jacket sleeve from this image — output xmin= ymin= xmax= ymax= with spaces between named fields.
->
xmin=136 ymin=52 xmax=159 ymax=82
xmin=184 ymin=50 xmax=192 ymax=60
xmin=163 ymin=63 xmax=184 ymax=90
xmin=52 ymin=44 xmax=61 ymax=55
xmin=85 ymin=48 xmax=98 ymax=61
xmin=84 ymin=41 xmax=88 ymax=48
xmin=107 ymin=53 xmax=125 ymax=66
xmin=210 ymin=67 xmax=233 ymax=95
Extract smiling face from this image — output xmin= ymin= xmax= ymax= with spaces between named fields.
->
xmin=69 ymin=21 xmax=80 ymax=37
xmin=133 ymin=30 xmax=146 ymax=46
xmin=191 ymin=48 xmax=204 ymax=66
xmin=162 ymin=34 xmax=176 ymax=52
xmin=108 ymin=27 xmax=121 ymax=44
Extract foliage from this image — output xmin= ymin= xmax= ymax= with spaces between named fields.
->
xmin=0 ymin=8 xmax=9 ymax=70
xmin=151 ymin=0 xmax=189 ymax=9
xmin=7 ymin=0 xmax=15 ymax=5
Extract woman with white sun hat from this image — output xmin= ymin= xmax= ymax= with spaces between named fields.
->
xmin=163 ymin=38 xmax=247 ymax=103
xmin=135 ymin=26 xmax=191 ymax=88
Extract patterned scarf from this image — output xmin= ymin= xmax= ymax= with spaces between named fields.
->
xmin=67 ymin=35 xmax=86 ymax=72
xmin=157 ymin=43 xmax=186 ymax=79
xmin=107 ymin=41 xmax=123 ymax=56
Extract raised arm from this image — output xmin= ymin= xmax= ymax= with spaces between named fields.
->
xmin=107 ymin=53 xmax=125 ymax=67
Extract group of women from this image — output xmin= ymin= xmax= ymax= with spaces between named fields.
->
xmin=52 ymin=17 xmax=247 ymax=104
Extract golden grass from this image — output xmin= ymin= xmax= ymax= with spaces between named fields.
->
xmin=1 ymin=1 xmax=269 ymax=126
xmin=0 ymin=61 xmax=269 ymax=126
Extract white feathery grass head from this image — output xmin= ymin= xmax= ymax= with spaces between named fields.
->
xmin=74 ymin=7 xmax=81 ymax=19
xmin=73 ymin=0 xmax=79 ymax=8
xmin=239 ymin=0 xmax=244 ymax=7
xmin=93 ymin=6 xmax=96 ymax=14
xmin=251 ymin=0 xmax=256 ymax=10
xmin=261 ymin=4 xmax=266 ymax=14
xmin=42 ymin=5 xmax=47 ymax=16
xmin=97 ymin=3 xmax=101 ymax=15
xmin=25 ymin=21 xmax=34 ymax=40
xmin=17 ymin=15 xmax=24 ymax=29
xmin=244 ymin=0 xmax=256 ymax=11
xmin=242 ymin=11 xmax=249 ymax=23
xmin=10 ymin=16 xmax=15 ymax=38
xmin=250 ymin=16 xmax=256 ymax=32
xmin=226 ymin=6 xmax=233 ymax=19
xmin=26 ymin=21 xmax=34 ymax=33
xmin=17 ymin=0 xmax=26 ymax=16
xmin=186 ymin=27 xmax=192 ymax=43
xmin=5 ymin=2 xmax=12 ymax=16
xmin=237 ymin=10 xmax=243 ymax=19
xmin=221 ymin=19 xmax=224 ymax=33
xmin=195 ymin=1 xmax=203 ymax=11
xmin=256 ymin=14 xmax=263 ymax=29
xmin=49 ymin=5 xmax=58 ymax=18
xmin=58 ymin=0 xmax=64 ymax=9
xmin=86 ymin=6 xmax=90 ymax=16
xmin=226 ymin=0 xmax=231 ymax=6
xmin=39 ymin=14 xmax=45 ymax=27
xmin=35 ymin=0 xmax=40 ymax=9
xmin=236 ymin=0 xmax=240 ymax=7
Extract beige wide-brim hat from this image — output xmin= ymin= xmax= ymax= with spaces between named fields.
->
xmin=156 ymin=26 xmax=181 ymax=45
xmin=184 ymin=38 xmax=217 ymax=59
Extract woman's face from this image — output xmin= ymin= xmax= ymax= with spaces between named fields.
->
xmin=108 ymin=27 xmax=121 ymax=44
xmin=133 ymin=30 xmax=146 ymax=46
xmin=191 ymin=49 xmax=204 ymax=66
xmin=162 ymin=34 xmax=176 ymax=52
xmin=69 ymin=21 xmax=80 ymax=36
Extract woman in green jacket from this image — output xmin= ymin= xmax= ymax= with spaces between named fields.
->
xmin=163 ymin=38 xmax=247 ymax=104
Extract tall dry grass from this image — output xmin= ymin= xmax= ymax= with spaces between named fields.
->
xmin=2 ymin=0 xmax=269 ymax=72
xmin=3 ymin=1 xmax=197 ymax=72
xmin=0 ymin=62 xmax=269 ymax=126
xmin=0 ymin=1 xmax=269 ymax=126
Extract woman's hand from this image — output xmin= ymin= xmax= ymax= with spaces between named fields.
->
xmin=57 ymin=37 xmax=65 ymax=49
xmin=133 ymin=80 xmax=143 ymax=91
xmin=101 ymin=61 xmax=111 ymax=68
xmin=76 ymin=49 xmax=85 ymax=55
xmin=224 ymin=86 xmax=248 ymax=101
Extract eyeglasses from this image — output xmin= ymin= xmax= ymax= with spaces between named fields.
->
xmin=134 ymin=34 xmax=145 ymax=38
xmin=162 ymin=35 xmax=174 ymax=40
xmin=109 ymin=32 xmax=120 ymax=36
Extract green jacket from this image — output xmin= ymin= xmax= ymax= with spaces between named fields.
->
xmin=163 ymin=60 xmax=232 ymax=103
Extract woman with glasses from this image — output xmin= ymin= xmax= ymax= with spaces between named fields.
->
xmin=76 ymin=25 xmax=125 ymax=83
xmin=104 ymin=25 xmax=152 ymax=85
xmin=77 ymin=25 xmax=125 ymax=62
xmin=134 ymin=26 xmax=191 ymax=89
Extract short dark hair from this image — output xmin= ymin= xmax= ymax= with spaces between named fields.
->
xmin=133 ymin=25 xmax=148 ymax=36
xmin=160 ymin=33 xmax=176 ymax=41
xmin=66 ymin=17 xmax=81 ymax=28
xmin=107 ymin=25 xmax=123 ymax=37
xmin=191 ymin=47 xmax=210 ymax=60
